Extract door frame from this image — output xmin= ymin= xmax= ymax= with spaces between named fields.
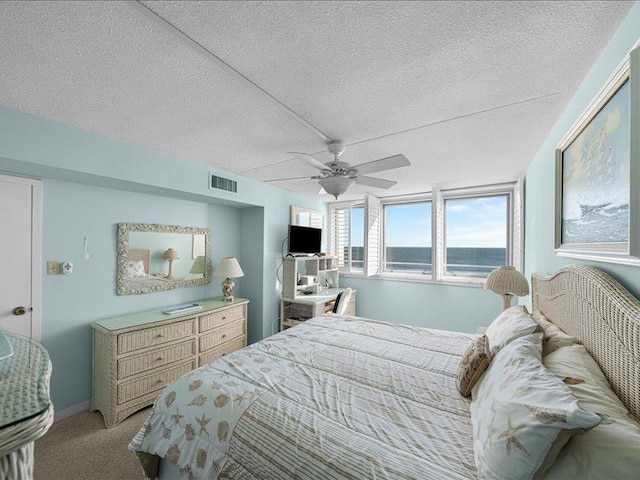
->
xmin=0 ymin=173 xmax=42 ymax=340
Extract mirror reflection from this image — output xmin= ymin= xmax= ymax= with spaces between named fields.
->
xmin=117 ymin=223 xmax=211 ymax=295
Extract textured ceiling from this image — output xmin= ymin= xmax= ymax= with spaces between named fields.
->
xmin=0 ymin=1 xmax=633 ymax=201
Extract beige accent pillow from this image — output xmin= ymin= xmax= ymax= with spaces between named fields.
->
xmin=543 ymin=344 xmax=640 ymax=479
xmin=530 ymin=310 xmax=580 ymax=356
xmin=470 ymin=334 xmax=601 ymax=480
xmin=457 ymin=335 xmax=491 ymax=397
xmin=485 ymin=305 xmax=541 ymax=356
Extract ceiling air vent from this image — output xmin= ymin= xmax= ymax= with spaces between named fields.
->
xmin=210 ymin=174 xmax=237 ymax=193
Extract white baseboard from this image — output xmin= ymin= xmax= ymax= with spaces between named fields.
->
xmin=54 ymin=400 xmax=91 ymax=422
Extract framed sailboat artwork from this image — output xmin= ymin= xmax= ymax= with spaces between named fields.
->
xmin=555 ymin=45 xmax=640 ymax=265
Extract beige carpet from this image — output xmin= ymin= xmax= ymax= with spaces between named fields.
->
xmin=34 ymin=408 xmax=151 ymax=480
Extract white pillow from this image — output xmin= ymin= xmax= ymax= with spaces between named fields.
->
xmin=470 ymin=334 xmax=601 ymax=480
xmin=126 ymin=260 xmax=146 ymax=278
xmin=531 ymin=310 xmax=580 ymax=356
xmin=485 ymin=305 xmax=540 ymax=355
xmin=543 ymin=344 xmax=640 ymax=479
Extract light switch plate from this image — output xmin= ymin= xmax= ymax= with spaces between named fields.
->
xmin=47 ymin=261 xmax=60 ymax=275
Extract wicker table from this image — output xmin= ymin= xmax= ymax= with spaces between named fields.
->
xmin=0 ymin=330 xmax=53 ymax=480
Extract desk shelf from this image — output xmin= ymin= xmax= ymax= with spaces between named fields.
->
xmin=280 ymin=289 xmax=356 ymax=331
xmin=282 ymin=255 xmax=339 ymax=299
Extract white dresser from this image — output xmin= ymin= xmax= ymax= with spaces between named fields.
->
xmin=91 ymin=297 xmax=248 ymax=428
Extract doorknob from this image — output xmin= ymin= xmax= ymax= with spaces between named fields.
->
xmin=12 ymin=306 xmax=27 ymax=316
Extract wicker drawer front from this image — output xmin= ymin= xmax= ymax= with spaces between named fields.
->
xmin=199 ymin=305 xmax=245 ymax=332
xmin=117 ymin=361 xmax=195 ymax=404
xmin=117 ymin=320 xmax=195 ymax=354
xmin=199 ymin=319 xmax=245 ymax=352
xmin=199 ymin=336 xmax=246 ymax=365
xmin=117 ymin=340 xmax=196 ymax=380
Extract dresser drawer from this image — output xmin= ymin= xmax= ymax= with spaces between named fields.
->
xmin=199 ymin=336 xmax=246 ymax=365
xmin=199 ymin=305 xmax=245 ymax=332
xmin=199 ymin=319 xmax=245 ymax=351
xmin=117 ymin=340 xmax=196 ymax=380
xmin=117 ymin=360 xmax=195 ymax=404
xmin=117 ymin=319 xmax=195 ymax=354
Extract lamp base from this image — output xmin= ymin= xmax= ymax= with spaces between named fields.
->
xmin=222 ymin=278 xmax=235 ymax=302
xmin=501 ymin=293 xmax=514 ymax=311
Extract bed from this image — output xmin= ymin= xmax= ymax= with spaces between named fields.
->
xmin=130 ymin=265 xmax=640 ymax=479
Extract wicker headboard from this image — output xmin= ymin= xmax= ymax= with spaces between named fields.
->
xmin=532 ymin=264 xmax=640 ymax=421
xmin=127 ymin=248 xmax=150 ymax=274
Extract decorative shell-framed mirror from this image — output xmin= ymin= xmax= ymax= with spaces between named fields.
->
xmin=117 ymin=223 xmax=212 ymax=295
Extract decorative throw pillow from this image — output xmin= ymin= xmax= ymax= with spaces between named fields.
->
xmin=484 ymin=305 xmax=541 ymax=355
xmin=543 ymin=344 xmax=640 ymax=479
xmin=126 ymin=260 xmax=146 ymax=278
xmin=470 ymin=334 xmax=601 ymax=480
xmin=457 ymin=335 xmax=491 ymax=397
xmin=531 ymin=310 xmax=580 ymax=356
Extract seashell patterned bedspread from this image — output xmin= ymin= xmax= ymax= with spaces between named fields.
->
xmin=129 ymin=314 xmax=477 ymax=479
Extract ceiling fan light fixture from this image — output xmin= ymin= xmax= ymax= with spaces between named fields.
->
xmin=318 ymin=176 xmax=355 ymax=199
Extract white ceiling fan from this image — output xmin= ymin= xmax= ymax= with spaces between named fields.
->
xmin=266 ymin=141 xmax=411 ymax=199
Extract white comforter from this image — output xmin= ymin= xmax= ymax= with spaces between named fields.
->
xmin=130 ymin=314 xmax=478 ymax=479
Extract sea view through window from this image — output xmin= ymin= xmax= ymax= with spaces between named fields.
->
xmin=332 ymin=185 xmax=518 ymax=282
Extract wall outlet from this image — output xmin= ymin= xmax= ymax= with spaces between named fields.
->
xmin=47 ymin=261 xmax=60 ymax=275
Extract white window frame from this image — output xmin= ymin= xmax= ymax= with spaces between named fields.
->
xmin=329 ymin=181 xmax=523 ymax=286
xmin=380 ymin=194 xmax=433 ymax=278
xmin=330 ymin=201 xmax=364 ymax=274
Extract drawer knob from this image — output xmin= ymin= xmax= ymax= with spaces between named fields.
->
xmin=157 ymin=333 xmax=164 ymax=338
xmin=221 ymin=353 xmax=226 ymax=357
xmin=157 ymin=379 xmax=164 ymax=384
xmin=156 ymin=356 xmax=164 ymax=361
xmin=222 ymin=316 xmax=226 ymax=321
xmin=222 ymin=334 xmax=226 ymax=339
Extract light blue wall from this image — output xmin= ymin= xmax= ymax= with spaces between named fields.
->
xmin=0 ymin=106 xmax=326 ymax=412
xmin=341 ymin=277 xmax=499 ymax=333
xmin=524 ymin=3 xmax=640 ymax=299
xmin=41 ymin=180 xmax=242 ymax=410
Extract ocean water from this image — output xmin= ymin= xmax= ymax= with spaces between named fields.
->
xmin=349 ymin=246 xmax=506 ymax=277
xmin=562 ymin=203 xmax=628 ymax=244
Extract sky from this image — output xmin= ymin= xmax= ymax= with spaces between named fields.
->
xmin=351 ymin=196 xmax=507 ymax=248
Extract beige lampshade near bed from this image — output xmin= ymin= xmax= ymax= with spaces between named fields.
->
xmin=484 ymin=265 xmax=529 ymax=310
xmin=213 ymin=257 xmax=244 ymax=301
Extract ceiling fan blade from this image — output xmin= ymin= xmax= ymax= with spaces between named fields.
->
xmin=317 ymin=186 xmax=327 ymax=195
xmin=356 ymin=175 xmax=397 ymax=189
xmin=264 ymin=176 xmax=311 ymax=183
xmin=351 ymin=154 xmax=410 ymax=175
xmin=287 ymin=152 xmax=329 ymax=171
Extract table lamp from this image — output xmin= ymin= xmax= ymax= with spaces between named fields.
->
xmin=484 ymin=265 xmax=529 ymax=310
xmin=162 ymin=248 xmax=179 ymax=279
xmin=213 ymin=257 xmax=244 ymax=301
xmin=189 ymin=255 xmax=206 ymax=277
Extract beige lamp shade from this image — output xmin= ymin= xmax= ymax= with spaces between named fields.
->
xmin=162 ymin=248 xmax=179 ymax=261
xmin=485 ymin=265 xmax=529 ymax=310
xmin=213 ymin=257 xmax=244 ymax=301
xmin=213 ymin=257 xmax=244 ymax=278
xmin=189 ymin=255 xmax=206 ymax=275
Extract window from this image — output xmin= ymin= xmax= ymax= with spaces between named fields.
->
xmin=329 ymin=183 xmax=521 ymax=284
xmin=383 ymin=202 xmax=432 ymax=274
xmin=330 ymin=204 xmax=364 ymax=273
xmin=444 ymin=195 xmax=507 ymax=278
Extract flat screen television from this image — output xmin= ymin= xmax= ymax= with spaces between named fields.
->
xmin=288 ymin=225 xmax=322 ymax=255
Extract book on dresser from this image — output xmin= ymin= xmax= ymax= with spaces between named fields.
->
xmin=91 ymin=297 xmax=248 ymax=428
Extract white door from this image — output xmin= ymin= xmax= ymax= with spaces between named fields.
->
xmin=0 ymin=174 xmax=41 ymax=339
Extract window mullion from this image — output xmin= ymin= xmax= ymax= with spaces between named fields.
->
xmin=433 ymin=186 xmax=445 ymax=281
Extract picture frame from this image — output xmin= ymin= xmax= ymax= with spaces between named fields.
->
xmin=555 ymin=48 xmax=640 ymax=265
